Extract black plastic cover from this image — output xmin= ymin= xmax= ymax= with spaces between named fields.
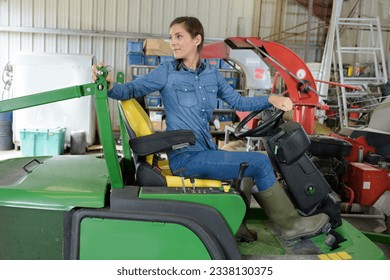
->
xmin=309 ymin=135 xmax=352 ymax=158
xmin=276 ymin=122 xmax=310 ymax=165
xmin=129 ymin=130 xmax=195 ymax=156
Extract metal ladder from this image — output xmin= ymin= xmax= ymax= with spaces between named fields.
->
xmin=334 ymin=16 xmax=388 ymax=128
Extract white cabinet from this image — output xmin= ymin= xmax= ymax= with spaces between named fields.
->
xmin=10 ymin=53 xmax=96 ymax=147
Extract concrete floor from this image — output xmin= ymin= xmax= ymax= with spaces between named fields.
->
xmin=1 ymin=148 xmax=390 ymax=259
xmin=0 ymin=149 xmax=23 ymax=160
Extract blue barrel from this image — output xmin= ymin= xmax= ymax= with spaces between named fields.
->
xmin=0 ymin=111 xmax=14 ymax=151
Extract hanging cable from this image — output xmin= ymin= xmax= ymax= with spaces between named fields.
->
xmin=1 ymin=62 xmax=13 ymax=100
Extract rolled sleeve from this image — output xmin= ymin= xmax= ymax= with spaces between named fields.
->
xmin=108 ymin=62 xmax=170 ymax=100
xmin=216 ymin=70 xmax=272 ymax=112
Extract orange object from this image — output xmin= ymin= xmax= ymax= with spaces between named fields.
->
xmin=349 ymin=105 xmax=360 ymax=119
xmin=235 ymin=111 xmax=259 ymax=129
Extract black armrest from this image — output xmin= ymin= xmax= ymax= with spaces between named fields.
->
xmin=129 ymin=130 xmax=195 ymax=156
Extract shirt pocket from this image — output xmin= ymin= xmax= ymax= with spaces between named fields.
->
xmin=203 ymin=85 xmax=218 ymax=109
xmin=173 ymin=84 xmax=198 ymax=107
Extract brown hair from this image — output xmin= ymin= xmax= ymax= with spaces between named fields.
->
xmin=169 ymin=16 xmax=204 ymax=53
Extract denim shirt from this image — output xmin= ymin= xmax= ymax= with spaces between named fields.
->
xmin=108 ymin=60 xmax=272 ymax=158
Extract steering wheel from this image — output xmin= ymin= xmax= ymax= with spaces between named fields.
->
xmin=234 ymin=109 xmax=284 ymax=138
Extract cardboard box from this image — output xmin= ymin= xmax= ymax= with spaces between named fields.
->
xmin=219 ymin=121 xmax=233 ymax=131
xmin=143 ymin=39 xmax=172 ymax=56
xmin=152 ymin=120 xmax=166 ymax=131
xmin=218 ymin=140 xmax=226 ymax=149
xmin=149 ymin=111 xmax=163 ymax=122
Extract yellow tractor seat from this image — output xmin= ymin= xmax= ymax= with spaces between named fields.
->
xmin=118 ymin=99 xmax=223 ymax=188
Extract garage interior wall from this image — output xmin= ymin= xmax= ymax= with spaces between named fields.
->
xmin=1 ymin=0 xmax=389 ymax=129
xmin=0 ymin=0 xmax=260 ymax=129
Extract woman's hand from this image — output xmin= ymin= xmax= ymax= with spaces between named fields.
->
xmin=91 ymin=63 xmax=114 ymax=91
xmin=268 ymin=95 xmax=293 ymax=112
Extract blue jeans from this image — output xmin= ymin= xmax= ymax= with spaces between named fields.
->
xmin=168 ymin=150 xmax=276 ymax=191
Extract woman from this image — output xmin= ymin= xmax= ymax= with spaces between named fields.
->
xmin=92 ymin=16 xmax=329 ymax=241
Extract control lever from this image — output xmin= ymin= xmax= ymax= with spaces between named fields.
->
xmin=322 ymin=223 xmax=347 ymax=250
xmin=235 ymin=162 xmax=250 ymax=206
xmin=173 ymin=168 xmax=187 ymax=193
xmin=236 ymin=162 xmax=249 ymax=188
xmin=234 ymin=162 xmax=258 ymax=243
xmin=180 ymin=177 xmax=187 ymax=193
xmin=189 ymin=176 xmax=196 ymax=191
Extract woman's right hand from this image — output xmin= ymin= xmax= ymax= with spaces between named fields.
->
xmin=91 ymin=62 xmax=114 ymax=91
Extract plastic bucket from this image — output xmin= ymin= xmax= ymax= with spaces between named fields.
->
xmin=70 ymin=130 xmax=86 ymax=155
xmin=0 ymin=112 xmax=13 ymax=151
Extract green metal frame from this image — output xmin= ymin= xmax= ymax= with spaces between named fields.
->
xmin=115 ymin=71 xmax=132 ymax=161
xmin=79 ymin=218 xmax=211 ymax=260
xmin=363 ymin=231 xmax=390 ymax=245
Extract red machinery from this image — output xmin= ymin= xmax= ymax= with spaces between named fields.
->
xmin=202 ymin=37 xmax=390 ymax=219
xmin=346 ymin=162 xmax=389 ymax=206
xmin=202 ymin=37 xmax=328 ymax=134
xmin=331 ymin=133 xmax=390 ymax=207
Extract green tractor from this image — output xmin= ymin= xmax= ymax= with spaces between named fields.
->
xmin=0 ymin=67 xmax=386 ymax=260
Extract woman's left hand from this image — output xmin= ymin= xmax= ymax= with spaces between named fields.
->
xmin=268 ymin=95 xmax=293 ymax=112
xmin=92 ymin=62 xmax=114 ymax=91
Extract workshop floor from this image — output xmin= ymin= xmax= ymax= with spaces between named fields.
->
xmin=1 ymin=148 xmax=389 ymax=259
xmin=0 ymin=149 xmax=23 ymax=161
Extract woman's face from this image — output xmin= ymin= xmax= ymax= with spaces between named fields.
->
xmin=169 ymin=23 xmax=201 ymax=60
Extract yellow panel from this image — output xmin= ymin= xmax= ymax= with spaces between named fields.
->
xmin=337 ymin=251 xmax=352 ymax=260
xmin=157 ymin=158 xmax=172 ymax=176
xmin=161 ymin=169 xmax=172 ymax=176
xmin=318 ymin=254 xmax=331 ymax=260
xmin=166 ymin=176 xmax=222 ymax=188
xmin=318 ymin=251 xmax=352 ymax=260
xmin=328 ymin=253 xmax=342 ymax=260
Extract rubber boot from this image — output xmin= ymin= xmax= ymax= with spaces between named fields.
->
xmin=252 ymin=181 xmax=329 ymax=240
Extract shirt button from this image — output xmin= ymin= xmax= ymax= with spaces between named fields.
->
xmin=202 ymin=97 xmax=205 ymax=100
xmin=199 ymin=86 xmax=201 ymax=89
xmin=202 ymin=109 xmax=205 ymax=112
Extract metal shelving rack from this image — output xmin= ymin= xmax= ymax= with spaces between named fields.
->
xmin=334 ymin=16 xmax=388 ymax=127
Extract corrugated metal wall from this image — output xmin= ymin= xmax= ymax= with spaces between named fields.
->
xmin=0 ymin=0 xmax=257 ymax=82
xmin=257 ymin=0 xmax=324 ymax=61
xmin=1 ymin=0 xmax=389 ymax=129
xmin=1 ymin=0 xmax=389 ymax=84
xmin=0 ymin=0 xmax=258 ymax=128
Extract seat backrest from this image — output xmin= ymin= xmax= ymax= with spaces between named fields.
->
xmin=119 ymin=99 xmax=154 ymax=165
xmin=120 ymin=99 xmax=155 ymax=137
